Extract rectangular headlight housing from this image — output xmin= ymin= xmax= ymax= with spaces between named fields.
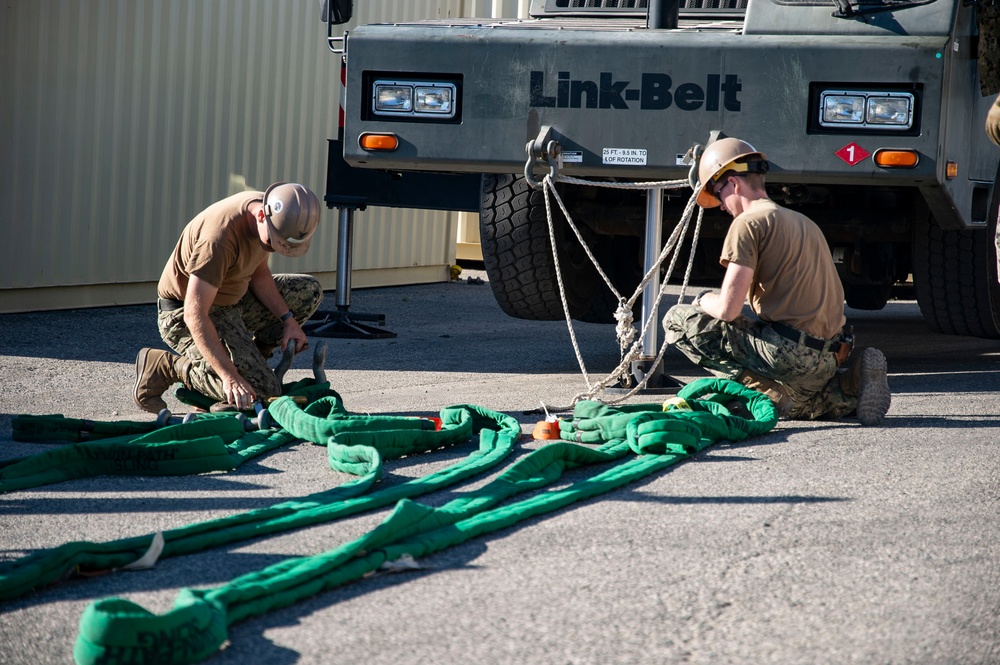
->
xmin=374 ymin=85 xmax=412 ymax=113
xmin=866 ymin=96 xmax=912 ymax=125
xmin=372 ymin=79 xmax=457 ymax=119
xmin=821 ymin=95 xmax=865 ymax=124
xmin=819 ymin=90 xmax=914 ymax=130
xmin=414 ymin=86 xmax=454 ymax=114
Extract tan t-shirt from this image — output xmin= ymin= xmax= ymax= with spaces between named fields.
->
xmin=720 ymin=198 xmax=846 ymax=340
xmin=157 ymin=192 xmax=269 ymax=306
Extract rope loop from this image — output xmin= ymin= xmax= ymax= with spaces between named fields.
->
xmin=537 ymin=171 xmax=706 ymax=411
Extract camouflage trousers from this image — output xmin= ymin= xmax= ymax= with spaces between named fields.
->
xmin=663 ymin=303 xmax=857 ymax=420
xmin=157 ymin=274 xmax=324 ymax=403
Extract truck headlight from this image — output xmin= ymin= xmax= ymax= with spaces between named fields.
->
xmin=371 ymin=79 xmax=457 ymax=119
xmin=374 ymin=85 xmax=413 ymax=112
xmin=866 ymin=96 xmax=912 ymax=125
xmin=414 ymin=86 xmax=454 ymax=114
xmin=818 ymin=90 xmax=914 ymax=130
xmin=822 ymin=95 xmax=866 ymax=124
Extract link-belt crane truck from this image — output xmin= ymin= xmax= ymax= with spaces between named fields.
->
xmin=320 ymin=0 xmax=1000 ymax=359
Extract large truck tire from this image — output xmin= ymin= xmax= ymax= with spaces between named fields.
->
xmin=844 ymin=283 xmax=894 ymax=311
xmin=578 ymin=236 xmax=643 ymax=324
xmin=479 ymin=174 xmax=600 ymax=320
xmin=912 ymin=186 xmax=1000 ymax=338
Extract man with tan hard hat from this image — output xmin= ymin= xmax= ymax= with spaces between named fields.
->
xmin=134 ymin=182 xmax=325 ymax=413
xmin=663 ymin=137 xmax=891 ymax=425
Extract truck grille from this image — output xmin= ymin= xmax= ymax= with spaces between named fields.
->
xmin=553 ymin=0 xmax=650 ymax=6
xmin=549 ymin=0 xmax=748 ymax=11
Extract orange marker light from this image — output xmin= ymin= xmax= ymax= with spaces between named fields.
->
xmin=873 ymin=149 xmax=919 ymax=168
xmin=946 ymin=161 xmax=959 ymax=179
xmin=359 ymin=133 xmax=399 ymax=151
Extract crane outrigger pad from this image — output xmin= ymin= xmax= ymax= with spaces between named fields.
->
xmin=302 ymin=308 xmax=397 ymax=339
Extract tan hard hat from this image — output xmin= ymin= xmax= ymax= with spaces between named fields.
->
xmin=261 ymin=182 xmax=321 ymax=257
xmin=696 ymin=137 xmax=767 ymax=208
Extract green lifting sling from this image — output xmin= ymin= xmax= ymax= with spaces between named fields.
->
xmin=63 ymin=378 xmax=776 ymax=665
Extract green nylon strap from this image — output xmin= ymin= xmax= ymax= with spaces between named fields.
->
xmin=72 ymin=379 xmax=775 ymax=665
xmin=678 ymin=376 xmax=778 ymax=438
xmin=0 ymin=382 xmax=344 ymax=494
xmin=0 ymin=416 xmax=250 ymax=494
xmin=0 ymin=404 xmax=520 ymax=604
xmin=268 ymin=396 xmax=474 ymax=476
xmin=12 ymin=415 xmax=158 ymax=443
xmin=0 ymin=419 xmax=306 ymax=495
xmin=75 ymin=592 xmax=227 ymax=665
xmin=560 ymin=376 xmax=778 ymax=445
xmin=558 ymin=401 xmax=663 ymax=444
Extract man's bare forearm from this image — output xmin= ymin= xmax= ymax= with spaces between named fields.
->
xmin=248 ymin=263 xmax=289 ymax=318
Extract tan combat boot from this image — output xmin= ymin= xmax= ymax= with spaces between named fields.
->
xmin=133 ymin=348 xmax=191 ymax=414
xmin=840 ymin=347 xmax=891 ymax=426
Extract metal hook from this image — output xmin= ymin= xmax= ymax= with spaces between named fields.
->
xmin=686 ymin=144 xmax=704 ymax=191
xmin=524 ymin=140 xmax=543 ymax=189
xmin=686 ymin=131 xmax=722 ymax=191
xmin=524 ymin=125 xmax=560 ymax=190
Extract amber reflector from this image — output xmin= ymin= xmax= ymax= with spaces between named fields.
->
xmin=946 ymin=161 xmax=959 ymax=179
xmin=873 ymin=149 xmax=919 ymax=168
xmin=359 ymin=133 xmax=399 ymax=151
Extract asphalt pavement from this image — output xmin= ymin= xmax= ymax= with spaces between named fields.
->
xmin=0 ymin=271 xmax=998 ymax=665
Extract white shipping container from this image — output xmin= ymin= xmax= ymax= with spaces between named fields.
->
xmin=0 ymin=0 xmax=516 ymax=313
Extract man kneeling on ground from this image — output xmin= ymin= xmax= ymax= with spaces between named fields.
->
xmin=134 ymin=182 xmax=324 ymax=413
xmin=663 ymin=138 xmax=891 ymax=426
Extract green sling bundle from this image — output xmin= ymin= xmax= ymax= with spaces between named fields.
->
xmin=63 ymin=378 xmax=776 ymax=665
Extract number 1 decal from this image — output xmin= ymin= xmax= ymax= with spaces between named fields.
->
xmin=835 ymin=142 xmax=870 ymax=166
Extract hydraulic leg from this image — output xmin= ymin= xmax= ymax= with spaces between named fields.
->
xmin=302 ymin=206 xmax=396 ymax=339
xmin=629 ymin=187 xmax=682 ymax=392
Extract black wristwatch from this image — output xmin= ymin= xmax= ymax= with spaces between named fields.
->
xmin=279 ymin=311 xmax=295 ymax=323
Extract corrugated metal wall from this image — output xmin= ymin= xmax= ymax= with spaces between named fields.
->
xmin=0 ymin=0 xmax=517 ymax=313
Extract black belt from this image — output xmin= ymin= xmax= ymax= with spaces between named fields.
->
xmin=770 ymin=321 xmax=838 ymax=353
xmin=157 ymin=297 xmax=184 ymax=312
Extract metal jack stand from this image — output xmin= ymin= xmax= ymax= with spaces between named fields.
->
xmin=302 ymin=205 xmax=396 ymax=339
xmin=628 ymin=186 xmax=684 ymax=394
xmin=308 ymin=131 xmax=480 ymax=338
